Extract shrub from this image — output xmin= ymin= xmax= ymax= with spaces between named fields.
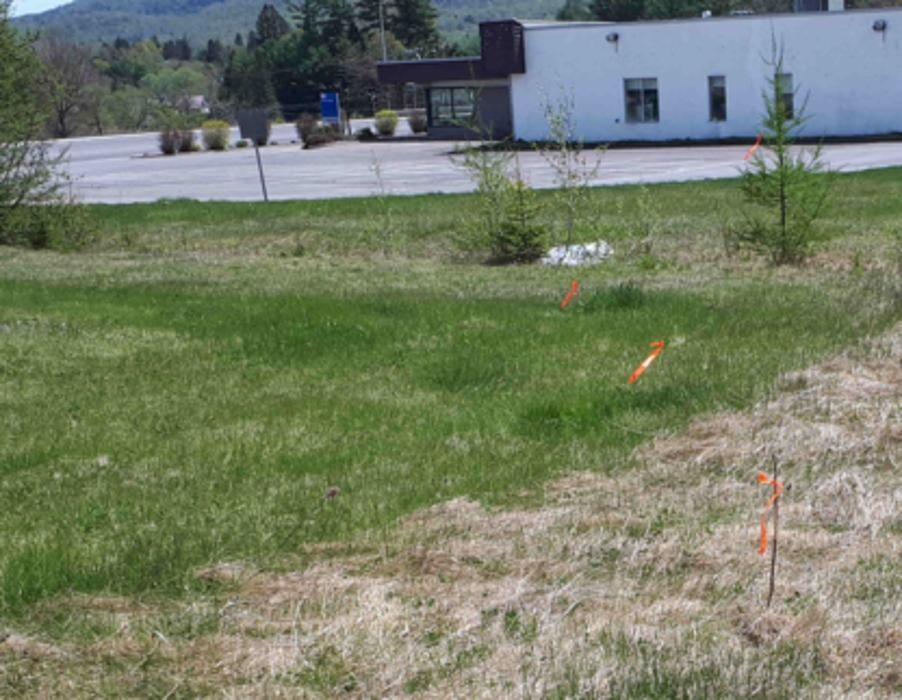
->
xmin=303 ymin=124 xmax=339 ymax=149
xmin=178 ymin=129 xmax=196 ymax=153
xmin=374 ymin=109 xmax=399 ymax=137
xmin=159 ymin=129 xmax=181 ymax=155
xmin=202 ymin=120 xmax=230 ymax=151
xmin=1 ymin=5 xmax=90 ymax=251
xmin=408 ymin=111 xmax=427 ymax=134
xmin=491 ymin=179 xmax=548 ymax=264
xmin=1 ymin=201 xmax=93 ymax=251
xmin=296 ymin=112 xmax=317 ymax=143
xmin=356 ymin=127 xmax=377 ymax=142
xmin=235 ymin=139 xmax=249 ymax=148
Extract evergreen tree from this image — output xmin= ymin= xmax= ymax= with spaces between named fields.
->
xmin=202 ymin=38 xmax=224 ymax=64
xmin=391 ymin=0 xmax=439 ymax=54
xmin=591 ymin=0 xmax=645 ymax=20
xmin=355 ymin=0 xmax=389 ymax=35
xmin=739 ymin=44 xmax=831 ymax=264
xmin=234 ymin=32 xmax=244 ymax=47
xmin=289 ymin=0 xmax=360 ymax=47
xmin=221 ymin=47 xmax=276 ymax=108
xmin=162 ymin=37 xmax=192 ymax=61
xmin=246 ymin=30 xmax=260 ymax=52
xmin=256 ymin=4 xmax=291 ymax=45
xmin=557 ymin=0 xmax=593 ymax=20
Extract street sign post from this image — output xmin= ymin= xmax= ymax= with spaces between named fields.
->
xmin=236 ymin=109 xmax=270 ymax=202
xmin=320 ymin=92 xmax=341 ymax=127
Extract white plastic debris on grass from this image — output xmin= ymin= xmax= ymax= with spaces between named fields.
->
xmin=540 ymin=240 xmax=613 ymax=267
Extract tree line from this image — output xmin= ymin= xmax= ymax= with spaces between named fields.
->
xmin=21 ymin=0 xmax=454 ymax=139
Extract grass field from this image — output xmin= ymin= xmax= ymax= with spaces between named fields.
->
xmin=1 ymin=169 xmax=899 ymax=696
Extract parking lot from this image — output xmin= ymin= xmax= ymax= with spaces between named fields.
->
xmin=54 ymin=124 xmax=902 ymax=203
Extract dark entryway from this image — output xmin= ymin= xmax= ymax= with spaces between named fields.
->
xmin=426 ymin=86 xmax=512 ymax=140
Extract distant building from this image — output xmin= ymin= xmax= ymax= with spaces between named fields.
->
xmin=378 ymin=5 xmax=902 ymax=142
xmin=178 ymin=95 xmax=211 ymax=114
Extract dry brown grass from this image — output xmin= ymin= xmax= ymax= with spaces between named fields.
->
xmin=3 ymin=327 xmax=899 ymax=698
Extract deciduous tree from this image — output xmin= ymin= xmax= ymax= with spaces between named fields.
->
xmin=1 ymin=2 xmax=85 ymax=248
xmin=35 ymin=34 xmax=99 ymax=138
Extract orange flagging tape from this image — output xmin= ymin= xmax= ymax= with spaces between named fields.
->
xmin=757 ymin=471 xmax=784 ymax=555
xmin=628 ymin=341 xmax=665 ymax=384
xmin=560 ymin=279 xmax=580 ymax=309
xmin=744 ymin=133 xmax=763 ymax=161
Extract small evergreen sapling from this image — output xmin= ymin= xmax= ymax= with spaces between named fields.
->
xmin=492 ymin=178 xmax=548 ymax=264
xmin=739 ymin=45 xmax=831 ymax=265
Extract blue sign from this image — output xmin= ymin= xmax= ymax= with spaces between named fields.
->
xmin=320 ymin=92 xmax=340 ymax=125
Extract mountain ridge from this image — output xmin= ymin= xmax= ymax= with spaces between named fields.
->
xmin=13 ymin=0 xmax=563 ymax=45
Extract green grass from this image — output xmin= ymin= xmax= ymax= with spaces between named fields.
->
xmin=1 ymin=170 xmax=899 ymax=618
xmin=84 ymin=167 xmax=902 ymax=259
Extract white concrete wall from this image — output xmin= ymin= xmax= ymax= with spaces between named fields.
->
xmin=511 ymin=9 xmax=902 ymax=142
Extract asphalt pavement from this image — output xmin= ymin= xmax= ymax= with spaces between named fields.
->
xmin=52 ymin=123 xmax=902 ymax=204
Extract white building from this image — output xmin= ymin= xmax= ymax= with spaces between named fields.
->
xmin=379 ymin=7 xmax=902 ymax=142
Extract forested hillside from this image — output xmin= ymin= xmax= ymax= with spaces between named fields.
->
xmin=13 ymin=0 xmax=562 ymax=45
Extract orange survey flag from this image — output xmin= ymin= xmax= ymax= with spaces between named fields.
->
xmin=757 ymin=471 xmax=784 ymax=555
xmin=744 ymin=133 xmax=763 ymax=161
xmin=628 ymin=341 xmax=665 ymax=384
xmin=560 ymin=280 xmax=580 ymax=309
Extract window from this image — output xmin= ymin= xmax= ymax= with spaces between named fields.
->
xmin=708 ymin=75 xmax=726 ymax=121
xmin=775 ymin=73 xmax=794 ymax=119
xmin=624 ymin=78 xmax=659 ymax=123
xmin=429 ymin=88 xmax=475 ymax=127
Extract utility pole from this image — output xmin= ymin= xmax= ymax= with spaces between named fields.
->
xmin=378 ymin=0 xmax=388 ymax=62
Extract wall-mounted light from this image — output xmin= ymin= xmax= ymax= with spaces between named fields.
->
xmin=606 ymin=32 xmax=619 ymax=43
xmin=873 ymin=19 xmax=887 ymax=32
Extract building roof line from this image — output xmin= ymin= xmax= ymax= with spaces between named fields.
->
xmin=518 ymin=6 xmax=902 ymax=32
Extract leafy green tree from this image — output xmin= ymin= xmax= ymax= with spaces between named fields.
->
xmin=265 ymin=31 xmax=338 ymax=116
xmin=339 ymin=31 xmax=403 ymax=113
xmin=101 ymin=85 xmax=160 ymax=132
xmin=739 ymin=45 xmax=831 ymax=265
xmin=256 ymin=4 xmax=291 ymax=45
xmin=221 ymin=47 xmax=277 ymax=109
xmin=140 ymin=65 xmax=208 ymax=112
xmin=96 ymin=39 xmax=163 ymax=90
xmin=1 ymin=2 xmax=85 ymax=249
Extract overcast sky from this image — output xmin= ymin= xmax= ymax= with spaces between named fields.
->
xmin=9 ymin=0 xmax=72 ymax=17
